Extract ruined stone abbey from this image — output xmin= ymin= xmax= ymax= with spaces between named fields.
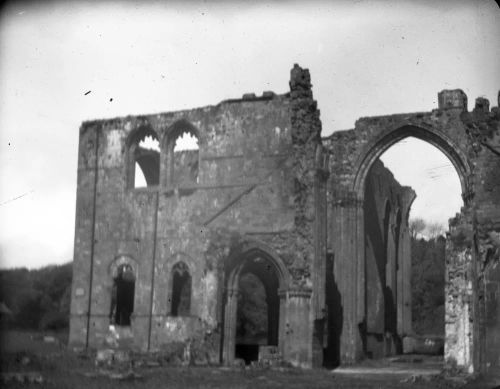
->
xmin=69 ymin=65 xmax=500 ymax=373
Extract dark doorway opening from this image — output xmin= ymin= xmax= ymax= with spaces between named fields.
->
xmin=234 ymin=257 xmax=279 ymax=365
xmin=110 ymin=264 xmax=135 ymax=326
xmin=171 ymin=262 xmax=192 ymax=317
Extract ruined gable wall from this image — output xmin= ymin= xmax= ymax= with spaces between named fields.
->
xmin=69 ymin=94 xmax=296 ymax=352
xmin=70 ymin=65 xmax=327 ymax=368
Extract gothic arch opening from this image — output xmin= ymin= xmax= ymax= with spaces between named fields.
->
xmin=222 ymin=244 xmax=287 ymax=366
xmin=127 ymin=127 xmax=160 ymax=188
xmin=110 ymin=264 xmax=136 ymax=326
xmin=360 ymin=131 xmax=465 ymax=361
xmin=165 ymin=120 xmax=199 ymax=187
xmin=353 ymin=125 xmax=471 ymax=200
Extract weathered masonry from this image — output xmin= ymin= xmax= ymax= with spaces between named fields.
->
xmin=70 ymin=65 xmax=500 ymax=373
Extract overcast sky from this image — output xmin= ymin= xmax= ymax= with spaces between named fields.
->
xmin=0 ymin=0 xmax=499 ymax=269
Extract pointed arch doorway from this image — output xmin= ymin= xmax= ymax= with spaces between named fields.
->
xmin=221 ymin=243 xmax=288 ymax=365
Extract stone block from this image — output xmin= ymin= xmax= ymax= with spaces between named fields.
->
xmin=438 ymin=89 xmax=468 ymax=110
xmin=474 ymin=97 xmax=490 ymax=113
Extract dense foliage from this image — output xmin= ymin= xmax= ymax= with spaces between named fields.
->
xmin=236 ymin=273 xmax=267 ymax=343
xmin=411 ymin=236 xmax=446 ymax=335
xmin=0 ymin=262 xmax=72 ymax=330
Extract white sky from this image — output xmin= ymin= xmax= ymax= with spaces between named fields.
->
xmin=0 ymin=0 xmax=499 ymax=268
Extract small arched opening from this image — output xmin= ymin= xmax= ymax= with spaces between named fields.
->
xmin=169 ymin=262 xmax=192 ymax=317
xmin=110 ymin=264 xmax=136 ymax=326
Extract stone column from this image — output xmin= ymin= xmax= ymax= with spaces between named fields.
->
xmin=445 ymin=214 xmax=475 ymax=373
xmin=399 ymin=189 xmax=415 ymax=337
xmin=266 ymin=292 xmax=280 ymax=346
xmin=331 ymin=192 xmax=364 ymax=363
xmin=280 ymin=288 xmax=314 ymax=368
xmin=385 ymin=221 xmax=397 ymax=335
xmin=222 ymin=287 xmax=239 ymax=365
xmin=398 ymin=224 xmax=413 ymax=336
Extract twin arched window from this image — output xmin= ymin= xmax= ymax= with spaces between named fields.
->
xmin=128 ymin=122 xmax=199 ymax=189
xmin=108 ymin=257 xmax=192 ymax=326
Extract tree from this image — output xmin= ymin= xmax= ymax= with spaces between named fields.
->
xmin=409 ymin=218 xmax=426 ymax=239
xmin=410 ymin=228 xmax=446 ymax=335
xmin=426 ymin=222 xmax=446 ymax=240
xmin=0 ymin=262 xmax=72 ymax=330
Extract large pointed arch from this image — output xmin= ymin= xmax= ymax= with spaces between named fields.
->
xmin=224 ymin=239 xmax=290 ymax=291
xmin=352 ymin=124 xmax=472 ymax=203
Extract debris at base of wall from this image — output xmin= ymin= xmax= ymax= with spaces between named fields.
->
xmin=402 ymin=335 xmax=444 ymax=355
xmin=43 ymin=335 xmax=57 ymax=343
xmin=82 ymin=368 xmax=144 ymax=381
xmin=0 ymin=372 xmax=44 ymax=384
xmin=400 ymin=374 xmax=435 ymax=384
xmin=95 ymin=348 xmax=115 ymax=367
xmin=401 ymin=370 xmax=481 ymax=387
xmin=233 ymin=358 xmax=246 ymax=368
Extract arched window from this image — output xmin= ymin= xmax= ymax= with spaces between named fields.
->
xmin=170 ymin=262 xmax=191 ymax=316
xmin=166 ymin=121 xmax=199 ymax=187
xmin=109 ymin=264 xmax=135 ymax=326
xmin=128 ymin=128 xmax=160 ymax=188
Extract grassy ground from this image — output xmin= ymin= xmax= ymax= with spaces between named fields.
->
xmin=1 ymin=330 xmax=498 ymax=389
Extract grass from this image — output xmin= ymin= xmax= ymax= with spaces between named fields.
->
xmin=0 ymin=330 xmax=494 ymax=389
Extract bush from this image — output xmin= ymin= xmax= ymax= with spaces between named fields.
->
xmin=39 ymin=311 xmax=69 ymax=331
xmin=0 ymin=262 xmax=72 ymax=330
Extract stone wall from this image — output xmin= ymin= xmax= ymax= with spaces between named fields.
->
xmin=69 ymin=93 xmax=296 ymax=351
xmin=70 ymin=64 xmax=500 ymax=372
xmin=445 ymin=212 xmax=474 ymax=372
xmin=70 ymin=65 xmax=326 ymax=368
xmin=363 ymin=160 xmax=414 ymax=359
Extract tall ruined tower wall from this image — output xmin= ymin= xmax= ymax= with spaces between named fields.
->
xmin=70 ymin=65 xmax=325 ymax=368
xmin=69 ymin=94 xmax=297 ymax=350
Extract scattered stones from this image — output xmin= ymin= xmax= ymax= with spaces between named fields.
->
xmin=232 ymin=358 xmax=245 ymax=368
xmin=95 ymin=349 xmax=115 ymax=366
xmin=43 ymin=335 xmax=57 ymax=343
xmin=145 ymin=360 xmax=161 ymax=368
xmin=82 ymin=368 xmax=143 ymax=381
xmin=20 ymin=355 xmax=31 ymax=365
xmin=114 ymin=349 xmax=131 ymax=364
xmin=0 ymin=372 xmax=44 ymax=384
